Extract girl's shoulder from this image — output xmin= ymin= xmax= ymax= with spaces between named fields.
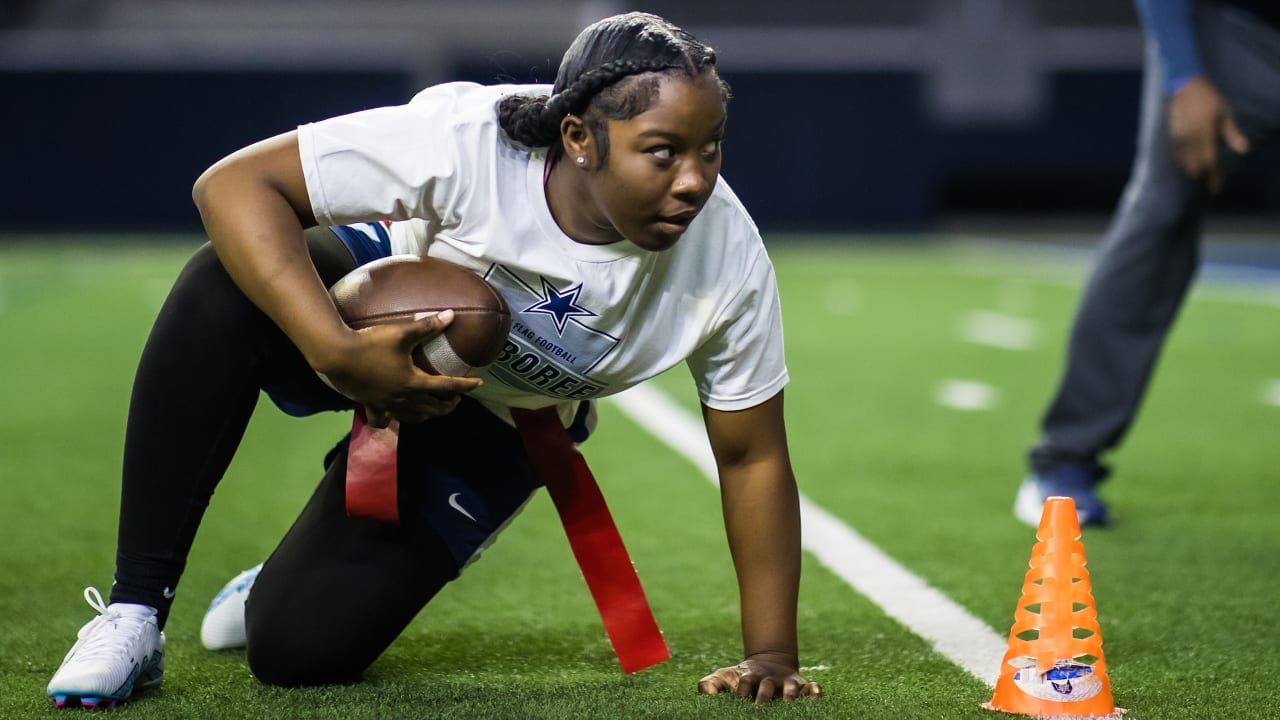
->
xmin=407 ymin=81 xmax=553 ymax=120
xmin=691 ymin=178 xmax=763 ymax=253
xmin=402 ymin=82 xmax=555 ymax=155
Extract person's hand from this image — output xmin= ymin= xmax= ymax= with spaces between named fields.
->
xmin=315 ymin=310 xmax=482 ymax=426
xmin=697 ymin=651 xmax=822 ymax=704
xmin=1168 ymin=75 xmax=1250 ymax=194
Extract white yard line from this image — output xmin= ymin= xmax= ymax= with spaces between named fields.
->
xmin=609 ymin=383 xmax=1008 ymax=687
xmin=953 ymin=237 xmax=1280 ymax=307
xmin=1264 ymin=381 xmax=1280 ymax=407
xmin=960 ymin=310 xmax=1038 ymax=350
xmin=935 ymin=379 xmax=998 ymax=411
xmin=824 ymin=281 xmax=862 ymax=316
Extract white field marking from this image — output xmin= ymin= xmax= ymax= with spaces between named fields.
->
xmin=609 ymin=383 xmax=1008 ymax=687
xmin=952 ymin=237 xmax=1280 ymax=307
xmin=1264 ymin=381 xmax=1280 ymax=407
xmin=935 ymin=379 xmax=997 ymax=411
xmin=960 ymin=310 xmax=1038 ymax=350
xmin=824 ymin=282 xmax=862 ymax=316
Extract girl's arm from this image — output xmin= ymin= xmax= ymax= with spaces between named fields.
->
xmin=697 ymin=391 xmax=820 ymax=703
xmin=192 ymin=130 xmax=479 ymax=424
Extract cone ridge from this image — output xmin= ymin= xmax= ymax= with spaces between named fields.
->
xmin=982 ymin=497 xmax=1124 ymax=718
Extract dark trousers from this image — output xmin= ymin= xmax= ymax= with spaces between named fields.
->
xmin=1030 ymin=3 xmax=1280 ymax=478
xmin=110 ymin=228 xmax=540 ymax=685
xmin=111 ymin=229 xmax=357 ymax=620
xmin=245 ymin=397 xmax=536 ymax=686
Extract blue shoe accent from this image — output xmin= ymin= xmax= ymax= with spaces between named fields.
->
xmin=1014 ymin=465 xmax=1110 ymax=527
xmin=49 ymin=647 xmax=163 ymax=709
xmin=138 ymin=643 xmax=165 ymax=690
xmin=207 ymin=563 xmax=262 ymax=612
xmin=47 ymin=589 xmax=165 ymax=710
xmin=201 ymin=564 xmax=261 ymax=650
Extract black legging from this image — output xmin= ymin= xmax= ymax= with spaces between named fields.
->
xmin=112 ymin=227 xmax=540 ymax=686
xmin=243 ymin=440 xmax=457 ymax=685
xmin=245 ymin=399 xmax=529 ymax=686
xmin=112 ymin=227 xmax=358 ymax=624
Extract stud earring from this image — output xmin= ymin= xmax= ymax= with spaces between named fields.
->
xmin=576 ymin=156 xmax=585 ymax=164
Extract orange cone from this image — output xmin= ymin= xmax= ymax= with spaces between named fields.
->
xmin=982 ymin=496 xmax=1125 ymax=718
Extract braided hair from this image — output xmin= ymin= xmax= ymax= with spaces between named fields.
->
xmin=497 ymin=12 xmax=726 ymax=162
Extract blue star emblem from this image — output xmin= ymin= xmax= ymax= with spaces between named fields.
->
xmin=523 ymin=277 xmax=596 ymax=335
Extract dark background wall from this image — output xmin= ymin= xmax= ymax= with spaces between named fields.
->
xmin=2 ymin=0 xmax=1276 ymax=233
xmin=1 ymin=69 xmax=414 ymax=231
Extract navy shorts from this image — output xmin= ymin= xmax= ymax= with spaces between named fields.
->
xmin=394 ymin=397 xmax=542 ymax=567
xmin=329 ymin=222 xmax=394 ymax=266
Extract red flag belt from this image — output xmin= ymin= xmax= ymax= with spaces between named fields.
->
xmin=344 ymin=404 xmax=669 ymax=673
xmin=345 ymin=406 xmax=400 ymax=524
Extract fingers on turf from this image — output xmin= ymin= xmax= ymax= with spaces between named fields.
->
xmin=697 ymin=667 xmax=741 ymax=696
xmin=754 ymin=677 xmax=779 ymax=705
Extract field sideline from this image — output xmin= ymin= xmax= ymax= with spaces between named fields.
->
xmin=2 ymin=234 xmax=1278 ymax=719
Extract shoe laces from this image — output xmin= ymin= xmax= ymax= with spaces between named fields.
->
xmin=72 ymin=587 xmax=156 ymax=664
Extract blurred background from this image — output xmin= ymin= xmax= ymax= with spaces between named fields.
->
xmin=3 ymin=7 xmax=1278 ymax=717
xmin=1 ymin=0 xmax=1276 ymax=234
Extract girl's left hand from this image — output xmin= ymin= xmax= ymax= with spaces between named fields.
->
xmin=697 ymin=651 xmax=822 ymax=704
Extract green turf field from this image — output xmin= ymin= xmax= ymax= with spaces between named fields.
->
xmin=2 ymin=236 xmax=1277 ymax=719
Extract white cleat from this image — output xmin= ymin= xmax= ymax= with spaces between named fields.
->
xmin=200 ymin=563 xmax=262 ymax=651
xmin=48 ymin=587 xmax=164 ymax=709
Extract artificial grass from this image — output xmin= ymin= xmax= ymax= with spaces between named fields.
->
xmin=2 ymin=236 xmax=1277 ymax=719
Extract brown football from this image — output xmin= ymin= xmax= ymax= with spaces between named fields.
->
xmin=329 ymin=255 xmax=511 ymax=377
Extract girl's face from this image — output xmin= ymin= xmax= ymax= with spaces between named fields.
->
xmin=581 ymin=71 xmax=726 ymax=251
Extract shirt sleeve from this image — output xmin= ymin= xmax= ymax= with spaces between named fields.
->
xmin=296 ymin=84 xmax=475 ymax=228
xmin=1134 ymin=0 xmax=1201 ymax=95
xmin=685 ymin=248 xmax=789 ymax=411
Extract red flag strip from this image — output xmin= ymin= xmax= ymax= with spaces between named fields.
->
xmin=344 ymin=403 xmax=670 ymax=672
xmin=511 ymin=407 xmax=670 ymax=674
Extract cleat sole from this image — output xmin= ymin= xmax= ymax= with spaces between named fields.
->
xmin=50 ymin=694 xmax=119 ymax=710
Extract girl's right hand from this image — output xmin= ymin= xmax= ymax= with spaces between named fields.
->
xmin=315 ymin=310 xmax=483 ymax=426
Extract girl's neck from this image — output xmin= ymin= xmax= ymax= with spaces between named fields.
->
xmin=543 ymin=152 xmax=620 ymax=246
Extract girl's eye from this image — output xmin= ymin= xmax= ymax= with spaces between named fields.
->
xmin=650 ymin=147 xmax=674 ymax=160
xmin=702 ymin=140 xmax=722 ymax=156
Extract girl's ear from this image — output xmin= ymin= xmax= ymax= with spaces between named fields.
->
xmin=560 ymin=114 xmax=594 ymax=166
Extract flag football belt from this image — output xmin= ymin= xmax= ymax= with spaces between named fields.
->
xmin=345 ymin=404 xmax=670 ymax=673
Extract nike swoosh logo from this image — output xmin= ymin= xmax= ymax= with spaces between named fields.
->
xmin=162 ymin=587 xmax=176 ymax=599
xmin=448 ymin=492 xmax=477 ymax=523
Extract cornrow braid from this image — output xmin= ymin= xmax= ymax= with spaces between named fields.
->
xmin=498 ymin=57 xmax=678 ymax=148
xmin=556 ymin=57 xmax=678 ymax=116
xmin=496 ymin=94 xmax=560 ymax=147
xmin=496 ymin=12 xmax=722 ymax=153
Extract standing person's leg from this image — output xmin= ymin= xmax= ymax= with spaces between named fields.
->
xmin=48 ymin=227 xmax=358 ymax=709
xmin=244 ymin=399 xmax=542 ymax=686
xmin=1019 ymin=3 xmax=1280 ymax=527
xmin=1018 ymin=38 xmax=1203 ymax=526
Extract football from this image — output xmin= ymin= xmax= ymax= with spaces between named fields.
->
xmin=329 ymin=255 xmax=511 ymax=377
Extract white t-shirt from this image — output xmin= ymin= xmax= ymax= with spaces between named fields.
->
xmin=297 ymin=81 xmax=787 ymax=425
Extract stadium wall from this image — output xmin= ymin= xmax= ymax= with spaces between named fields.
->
xmin=2 ymin=66 xmax=1276 ymax=233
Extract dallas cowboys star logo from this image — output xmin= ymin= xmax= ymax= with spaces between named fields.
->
xmin=523 ymin=277 xmax=596 ymax=336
